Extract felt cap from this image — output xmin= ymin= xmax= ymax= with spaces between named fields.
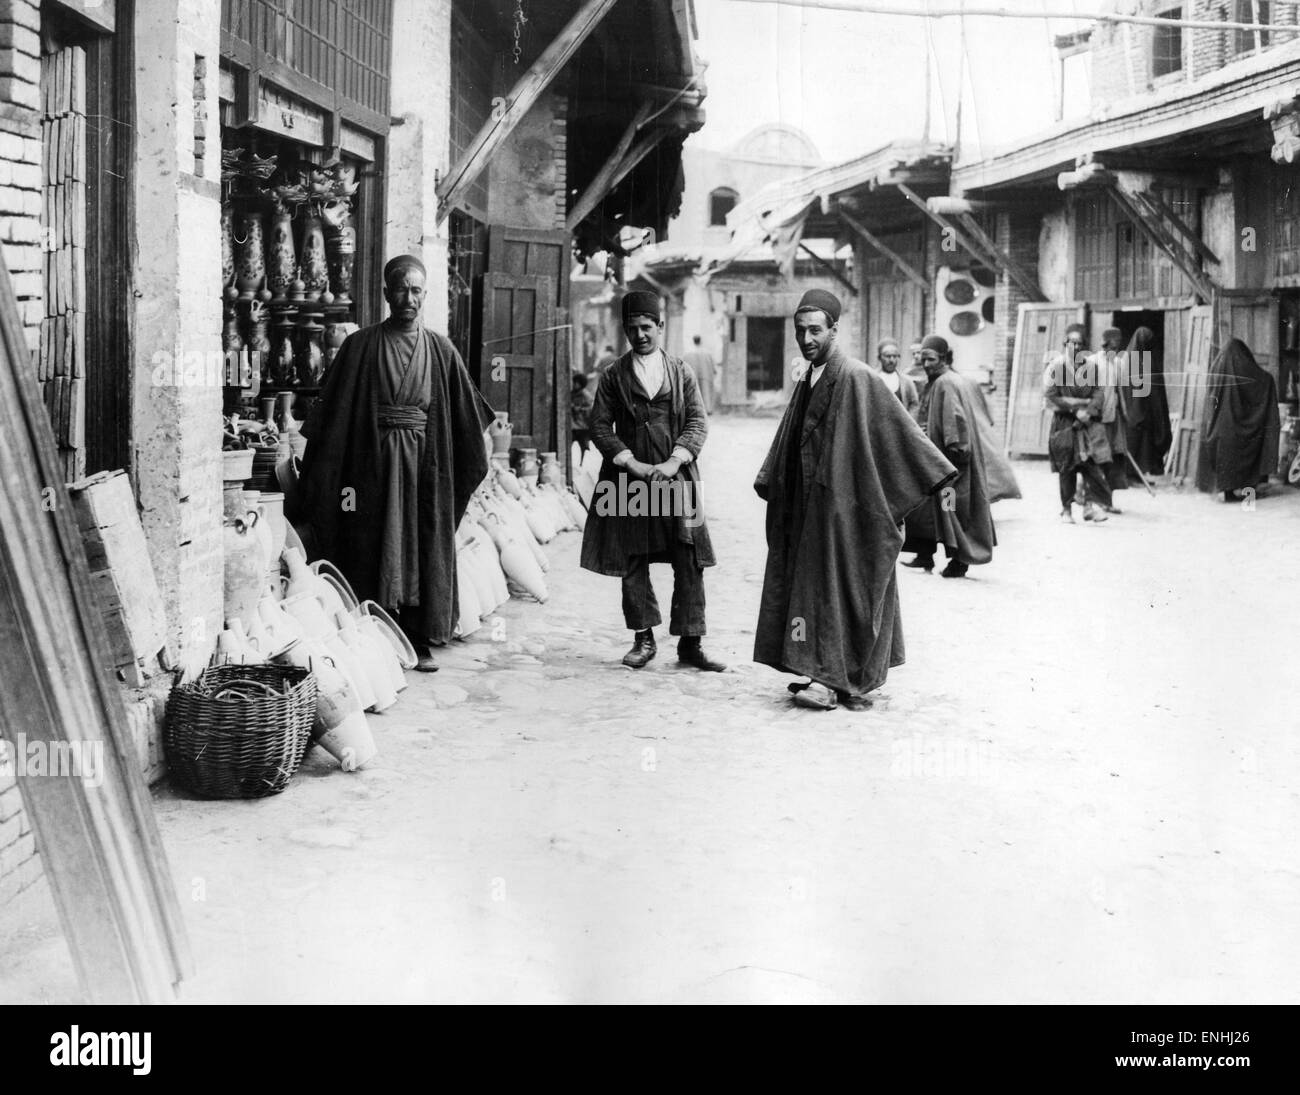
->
xmin=620 ymin=290 xmax=662 ymax=323
xmin=920 ymin=334 xmax=951 ymax=357
xmin=795 ymin=288 xmax=841 ymax=323
xmin=383 ymin=254 xmax=426 ymax=284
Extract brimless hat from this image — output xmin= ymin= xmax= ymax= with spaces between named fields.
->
xmin=620 ymin=290 xmax=661 ymax=323
xmin=795 ymin=288 xmax=842 ymax=323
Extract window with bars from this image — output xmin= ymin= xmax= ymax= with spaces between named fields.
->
xmin=221 ymin=0 xmax=393 ymax=117
xmin=1151 ymin=7 xmax=1183 ymax=77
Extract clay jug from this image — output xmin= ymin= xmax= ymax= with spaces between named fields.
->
xmin=356 ymin=613 xmax=406 ymax=693
xmin=456 ymin=568 xmax=484 ymax=637
xmin=323 ymin=630 xmax=376 ymax=711
xmin=458 ymin=542 xmax=497 ymax=613
xmin=495 ymin=464 xmax=523 ymax=499
xmin=335 ymin=612 xmax=397 ymax=713
xmin=488 ymin=411 xmax=513 ymax=455
xmin=281 ymin=589 xmax=335 ymax=642
xmin=516 ymin=447 xmax=539 ymax=486
xmin=498 ymin=539 xmax=549 ymax=603
xmin=314 ymin=708 xmax=376 ymax=772
xmin=538 ymin=452 xmax=561 ymax=486
xmin=223 ymin=510 xmax=266 ymax=624
xmin=469 ymin=531 xmax=509 ymax=607
xmin=213 ymin=619 xmax=262 ymax=665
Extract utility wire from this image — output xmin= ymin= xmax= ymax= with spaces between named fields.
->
xmin=728 ymin=0 xmax=1299 ymax=33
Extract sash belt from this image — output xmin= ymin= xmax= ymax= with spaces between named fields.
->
xmin=377 ymin=404 xmax=427 ymax=431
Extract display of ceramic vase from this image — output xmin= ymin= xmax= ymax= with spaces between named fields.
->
xmin=234 ymin=211 xmax=265 ymax=300
xmin=358 ymin=601 xmax=418 ymax=670
xmin=335 ymin=612 xmax=397 ymax=713
xmin=538 ymin=452 xmax=561 ymax=486
xmin=259 ymin=491 xmax=287 ymax=562
xmin=313 ymin=708 xmax=376 ymax=772
xmin=280 ymin=588 xmax=335 ymax=643
xmin=456 ymin=564 xmax=484 ymax=636
xmin=497 ymin=537 xmax=548 ymax=603
xmin=322 ymin=309 xmax=349 ymax=371
xmin=516 ymin=447 xmax=539 ymax=486
xmin=326 ymin=222 xmax=356 ymax=303
xmin=324 ymin=630 xmax=376 ymax=711
xmin=267 ymin=209 xmax=297 ymax=301
xmin=221 ymin=205 xmax=235 ymax=288
xmin=520 ymin=496 xmax=556 ymax=544
xmin=495 ymin=464 xmax=523 ymax=499
xmin=271 ymin=317 xmax=296 ymax=386
xmin=297 ymin=314 xmax=325 ymax=385
xmin=258 ymin=595 xmax=304 ymax=653
xmin=213 ymin=619 xmax=263 ymax=666
xmin=489 ymin=412 xmax=512 ymax=455
xmin=299 ymin=214 xmax=329 ymax=301
xmin=223 ymin=509 xmax=267 ymax=624
xmin=241 ymin=491 xmax=275 ymax=586
xmin=356 ymin=612 xmax=406 ymax=693
xmin=275 ymin=391 xmax=305 ymax=456
xmin=467 ymin=530 xmax=509 ymax=607
xmin=458 ymin=542 xmax=497 ymax=614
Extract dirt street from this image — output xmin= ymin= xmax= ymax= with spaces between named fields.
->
xmin=4 ymin=414 xmax=1299 ymax=1004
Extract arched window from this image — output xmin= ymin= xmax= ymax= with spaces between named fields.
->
xmin=709 ymin=187 xmax=739 ymax=227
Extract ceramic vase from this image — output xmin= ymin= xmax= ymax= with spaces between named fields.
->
xmin=234 ymin=211 xmax=265 ymax=299
xmin=327 ymin=222 xmax=356 ymax=303
xmin=221 ymin=204 xmax=235 ymax=288
xmin=538 ymin=452 xmax=561 ymax=486
xmin=300 ymin=214 xmax=329 ymax=301
xmin=516 ymin=447 xmax=539 ymax=486
xmin=267 ymin=209 xmax=297 ymax=300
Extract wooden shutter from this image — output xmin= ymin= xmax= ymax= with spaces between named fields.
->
xmin=1006 ymin=301 xmax=1088 ymax=457
xmin=1216 ymin=289 xmax=1279 ymax=386
xmin=478 ymin=272 xmax=555 ymax=452
xmin=1167 ymin=303 xmax=1214 ymax=483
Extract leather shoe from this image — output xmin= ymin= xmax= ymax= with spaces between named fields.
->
xmin=414 ymin=646 xmax=440 ymax=672
xmin=940 ymin=560 xmax=968 ymax=579
xmin=622 ymin=629 xmax=656 ymax=669
xmin=677 ymin=637 xmax=725 ymax=672
xmin=902 ymin=555 xmax=934 ymax=573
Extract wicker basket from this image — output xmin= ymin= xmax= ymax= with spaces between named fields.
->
xmin=164 ymin=664 xmax=317 ymax=799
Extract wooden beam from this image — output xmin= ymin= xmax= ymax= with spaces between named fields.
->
xmin=565 ymin=100 xmax=653 ymax=232
xmin=896 ymin=181 xmax=1001 ymax=271
xmin=606 ymin=127 xmax=671 ymax=198
xmin=838 ymin=208 xmax=929 ymax=293
xmin=797 ymin=242 xmax=858 ymax=297
xmin=1138 ymin=187 xmax=1221 ymax=265
xmin=952 ymin=211 xmax=1046 ymax=302
xmin=0 ymin=260 xmax=191 ymax=1002
xmin=437 ymin=0 xmax=619 ymax=223
xmin=1106 ymin=186 xmax=1214 ymax=302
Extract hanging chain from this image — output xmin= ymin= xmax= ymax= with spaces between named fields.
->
xmin=512 ymin=0 xmax=527 ymax=64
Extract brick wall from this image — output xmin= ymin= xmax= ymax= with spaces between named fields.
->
xmin=0 ymin=0 xmax=44 ymax=902
xmin=0 ymin=0 xmax=43 ymax=356
xmin=552 ymin=96 xmax=567 ymax=230
xmin=989 ymin=206 xmax=1044 ymax=440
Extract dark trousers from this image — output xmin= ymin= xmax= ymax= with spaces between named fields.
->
xmin=621 ymin=542 xmax=706 ymax=636
xmin=1060 ymin=461 xmax=1113 ymax=509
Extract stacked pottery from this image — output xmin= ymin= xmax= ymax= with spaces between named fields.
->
xmin=476 ymin=509 xmax=548 ymax=602
xmin=223 ymin=508 xmax=267 ymax=625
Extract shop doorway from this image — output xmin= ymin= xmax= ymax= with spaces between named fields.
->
xmin=746 ymin=316 xmax=785 ymax=391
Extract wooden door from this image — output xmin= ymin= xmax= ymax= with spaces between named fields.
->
xmin=866 ymin=279 xmax=924 ymax=356
xmin=478 ymin=272 xmax=555 ymax=452
xmin=486 ymin=226 xmax=570 ymax=473
xmin=1217 ymin=289 xmax=1278 ymax=386
xmin=1167 ymin=303 xmax=1213 ymax=483
xmin=1006 ymin=301 xmax=1087 ymax=456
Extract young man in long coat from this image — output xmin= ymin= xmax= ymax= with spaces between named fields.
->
xmin=901 ymin=335 xmax=998 ymax=579
xmin=1045 ymin=323 xmax=1112 ymax=524
xmin=873 ymin=338 xmax=920 ymax=418
xmin=580 ymin=290 xmax=724 ymax=671
xmin=753 ymin=290 xmax=957 ymax=712
xmin=295 ymin=254 xmax=494 ymax=671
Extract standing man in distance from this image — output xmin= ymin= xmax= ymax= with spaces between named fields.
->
xmin=873 ymin=337 xmax=920 ymax=419
xmin=296 ymin=254 xmax=494 ymax=671
xmin=580 ymin=291 xmax=724 ymax=672
xmin=683 ymin=334 xmax=719 ymax=414
xmin=753 ymin=290 xmax=957 ymax=712
xmin=1045 ymin=323 xmax=1111 ymax=523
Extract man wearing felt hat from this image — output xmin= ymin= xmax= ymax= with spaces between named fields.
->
xmin=579 ymin=289 xmax=724 ymax=671
xmin=296 ymin=253 xmax=494 ymax=672
xmin=754 ymin=289 xmax=958 ymax=712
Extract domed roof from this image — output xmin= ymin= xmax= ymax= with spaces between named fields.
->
xmin=732 ymin=124 xmax=821 ymax=165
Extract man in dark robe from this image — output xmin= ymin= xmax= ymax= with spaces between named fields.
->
xmin=753 ymin=290 xmax=957 ymax=712
xmin=1045 ymin=323 xmax=1111 ymax=524
xmin=295 ymin=254 xmax=494 ymax=671
xmin=580 ymin=290 xmax=724 ymax=672
xmin=1121 ymin=327 xmax=1170 ymax=480
xmin=1196 ymin=337 xmax=1281 ymax=500
xmin=901 ymin=335 xmax=997 ymax=578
